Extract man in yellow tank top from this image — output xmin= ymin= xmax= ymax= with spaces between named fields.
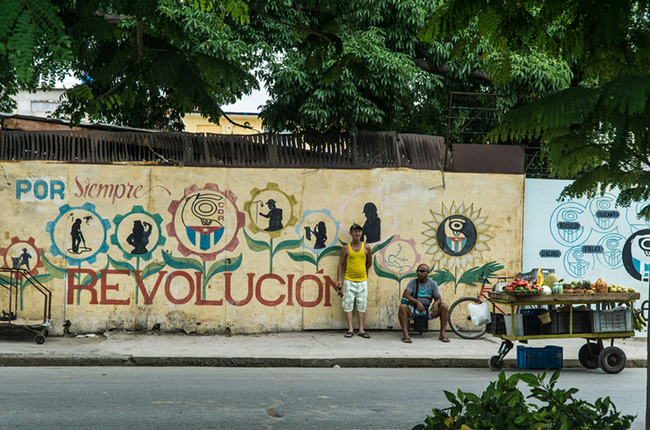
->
xmin=336 ymin=223 xmax=373 ymax=338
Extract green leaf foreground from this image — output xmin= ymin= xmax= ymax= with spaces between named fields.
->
xmin=412 ymin=370 xmax=635 ymax=430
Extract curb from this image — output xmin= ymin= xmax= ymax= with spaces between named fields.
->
xmin=0 ymin=356 xmax=646 ymax=368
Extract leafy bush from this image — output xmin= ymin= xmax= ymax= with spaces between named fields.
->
xmin=413 ymin=370 xmax=635 ymax=430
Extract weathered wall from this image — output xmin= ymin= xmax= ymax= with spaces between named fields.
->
xmin=523 ymin=179 xmax=649 ymax=334
xmin=1 ymin=162 xmax=524 ymax=334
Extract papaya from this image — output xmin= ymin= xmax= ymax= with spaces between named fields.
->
xmin=594 ymin=278 xmax=608 ymax=294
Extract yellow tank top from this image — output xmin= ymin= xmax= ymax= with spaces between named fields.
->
xmin=344 ymin=243 xmax=367 ymax=282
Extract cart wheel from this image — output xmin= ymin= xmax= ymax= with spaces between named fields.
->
xmin=578 ymin=343 xmax=600 ymax=369
xmin=35 ymin=334 xmax=46 ymax=345
xmin=488 ymin=355 xmax=504 ymax=371
xmin=598 ymin=346 xmax=626 ymax=374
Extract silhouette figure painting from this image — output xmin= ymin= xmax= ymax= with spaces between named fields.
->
xmin=260 ymin=199 xmax=283 ymax=231
xmin=70 ymin=218 xmax=91 ymax=254
xmin=305 ymin=221 xmax=327 ymax=249
xmin=126 ymin=220 xmax=152 ymax=254
xmin=361 ymin=202 xmax=381 ymax=243
xmin=11 ymin=248 xmax=32 ymax=271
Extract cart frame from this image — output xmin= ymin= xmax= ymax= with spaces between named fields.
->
xmin=487 ymin=291 xmax=639 ymax=374
xmin=0 ymin=267 xmax=52 ymax=344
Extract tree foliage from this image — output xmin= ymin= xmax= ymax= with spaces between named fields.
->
xmin=251 ymin=0 xmax=572 ymax=134
xmin=1 ymin=0 xmax=265 ymax=130
xmin=429 ymin=0 xmax=650 ymax=217
xmin=0 ymin=0 xmax=575 ymax=136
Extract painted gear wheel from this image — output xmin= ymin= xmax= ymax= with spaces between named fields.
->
xmin=243 ymin=182 xmax=298 ymax=239
xmin=166 ymin=184 xmax=245 ymax=261
xmin=294 ymin=209 xmax=340 ymax=254
xmin=0 ymin=236 xmax=44 ymax=277
xmin=45 ymin=203 xmax=111 ymax=266
xmin=378 ymin=235 xmax=421 ymax=276
xmin=111 ymin=205 xmax=166 ymax=261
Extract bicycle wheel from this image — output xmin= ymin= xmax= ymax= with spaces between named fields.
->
xmin=448 ymin=297 xmax=488 ymax=339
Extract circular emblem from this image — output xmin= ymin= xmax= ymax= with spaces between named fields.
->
xmin=111 ymin=206 xmax=166 ymax=261
xmin=45 ymin=203 xmax=111 ymax=265
xmin=243 ymin=183 xmax=298 ymax=239
xmin=0 ymin=236 xmax=44 ymax=277
xmin=167 ymin=184 xmax=245 ymax=261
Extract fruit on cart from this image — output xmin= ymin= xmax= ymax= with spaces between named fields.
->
xmin=543 ymin=273 xmax=559 ymax=287
xmin=503 ymin=278 xmax=543 ymax=294
xmin=594 ymin=278 xmax=608 ymax=293
xmin=541 ymin=285 xmax=552 ymax=295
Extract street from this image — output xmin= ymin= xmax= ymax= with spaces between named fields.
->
xmin=0 ymin=367 xmax=644 ymax=429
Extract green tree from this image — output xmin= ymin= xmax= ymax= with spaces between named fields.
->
xmin=425 ymin=0 xmax=650 ymax=217
xmin=1 ymin=0 xmax=263 ymax=130
xmin=250 ymin=0 xmax=571 ymax=134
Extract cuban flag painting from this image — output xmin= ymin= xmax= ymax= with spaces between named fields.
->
xmin=186 ymin=225 xmax=224 ymax=250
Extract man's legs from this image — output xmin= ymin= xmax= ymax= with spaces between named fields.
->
xmin=345 ymin=311 xmax=354 ymax=333
xmin=355 ymin=281 xmax=368 ymax=336
xmin=357 ymin=311 xmax=365 ymax=335
xmin=431 ymin=303 xmax=450 ymax=341
xmin=398 ymin=303 xmax=413 ymax=341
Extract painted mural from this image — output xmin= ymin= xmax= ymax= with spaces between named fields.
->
xmin=524 ymin=179 xmax=650 ymax=330
xmin=0 ymin=164 xmax=525 ymax=334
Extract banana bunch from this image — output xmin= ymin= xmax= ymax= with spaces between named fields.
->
xmin=633 ymin=309 xmax=647 ymax=331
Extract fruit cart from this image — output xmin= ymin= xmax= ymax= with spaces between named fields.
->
xmin=486 ymin=291 xmax=640 ymax=374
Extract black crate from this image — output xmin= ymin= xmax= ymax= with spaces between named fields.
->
xmin=521 ymin=308 xmax=547 ymax=335
xmin=487 ymin=313 xmax=506 ymax=335
xmin=551 ymin=310 xmax=592 ymax=334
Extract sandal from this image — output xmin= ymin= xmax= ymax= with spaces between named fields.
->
xmin=344 ymin=331 xmax=354 ymax=338
xmin=439 ymin=336 xmax=450 ymax=342
xmin=358 ymin=332 xmax=371 ymax=339
xmin=402 ymin=337 xmax=412 ymax=343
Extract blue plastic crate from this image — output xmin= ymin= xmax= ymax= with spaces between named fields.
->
xmin=516 ymin=345 xmax=563 ymax=369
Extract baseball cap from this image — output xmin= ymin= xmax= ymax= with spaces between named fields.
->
xmin=349 ymin=223 xmax=362 ymax=232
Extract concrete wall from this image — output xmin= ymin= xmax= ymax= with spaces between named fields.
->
xmin=1 ymin=162 xmax=524 ymax=334
xmin=523 ymin=179 xmax=650 ymax=325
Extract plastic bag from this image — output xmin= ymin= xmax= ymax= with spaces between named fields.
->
xmin=468 ymin=301 xmax=491 ymax=326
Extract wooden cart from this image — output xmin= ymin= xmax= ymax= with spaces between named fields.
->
xmin=487 ymin=291 xmax=640 ymax=374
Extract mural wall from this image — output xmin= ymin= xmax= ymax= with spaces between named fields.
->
xmin=1 ymin=162 xmax=525 ymax=334
xmin=523 ymin=179 xmax=650 ymax=328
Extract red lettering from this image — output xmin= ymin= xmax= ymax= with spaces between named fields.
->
xmin=323 ymin=275 xmax=337 ymax=307
xmin=97 ymin=183 xmax=114 ymax=198
xmin=133 ymin=185 xmax=144 ymax=198
xmin=100 ymin=270 xmax=130 ymax=305
xmin=126 ymin=183 xmax=135 ymax=198
xmin=88 ymin=183 xmax=97 ymax=198
xmin=133 ymin=270 xmax=167 ymax=305
xmin=255 ymin=274 xmax=286 ymax=307
xmin=295 ymin=275 xmax=323 ymax=308
xmin=195 ymin=271 xmax=222 ymax=306
xmin=286 ymin=274 xmax=294 ymax=306
xmin=113 ymin=184 xmax=126 ymax=204
xmin=67 ymin=269 xmax=98 ymax=304
xmin=225 ymin=272 xmax=254 ymax=306
xmin=164 ymin=271 xmax=194 ymax=305
xmin=73 ymin=176 xmax=84 ymax=198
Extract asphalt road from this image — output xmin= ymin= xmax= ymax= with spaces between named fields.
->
xmin=0 ymin=367 xmax=645 ymax=429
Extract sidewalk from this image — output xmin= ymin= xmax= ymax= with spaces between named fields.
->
xmin=0 ymin=329 xmax=646 ymax=368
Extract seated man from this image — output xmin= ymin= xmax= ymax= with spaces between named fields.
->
xmin=398 ymin=263 xmax=449 ymax=343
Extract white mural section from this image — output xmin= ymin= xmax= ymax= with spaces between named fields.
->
xmin=524 ymin=179 xmax=650 ymax=328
